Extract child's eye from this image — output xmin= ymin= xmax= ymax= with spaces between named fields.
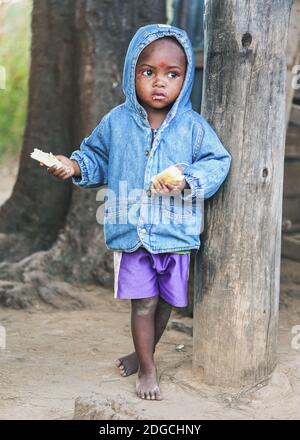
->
xmin=142 ymin=69 xmax=152 ymax=77
xmin=169 ymin=72 xmax=179 ymax=79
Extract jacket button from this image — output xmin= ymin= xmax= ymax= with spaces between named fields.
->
xmin=146 ymin=190 xmax=152 ymax=197
xmin=145 ymin=150 xmax=150 ymax=156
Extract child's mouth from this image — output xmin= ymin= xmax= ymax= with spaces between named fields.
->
xmin=152 ymin=94 xmax=166 ymax=101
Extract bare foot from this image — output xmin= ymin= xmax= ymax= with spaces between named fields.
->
xmin=136 ymin=367 xmax=163 ymax=400
xmin=116 ymin=352 xmax=139 ymax=377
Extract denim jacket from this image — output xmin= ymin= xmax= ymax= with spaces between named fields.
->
xmin=70 ymin=24 xmax=232 ymax=254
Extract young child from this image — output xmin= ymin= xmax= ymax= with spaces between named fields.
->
xmin=43 ymin=24 xmax=231 ymax=401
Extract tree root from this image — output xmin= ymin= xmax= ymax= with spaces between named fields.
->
xmin=0 ymin=231 xmax=113 ymax=309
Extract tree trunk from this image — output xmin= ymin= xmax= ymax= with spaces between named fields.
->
xmin=0 ymin=0 xmax=166 ymax=308
xmin=0 ymin=0 xmax=76 ymax=262
xmin=192 ymin=0 xmax=293 ymax=389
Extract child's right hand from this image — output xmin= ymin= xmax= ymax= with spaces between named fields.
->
xmin=39 ymin=155 xmax=80 ymax=180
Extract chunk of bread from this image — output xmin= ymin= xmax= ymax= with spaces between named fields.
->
xmin=30 ymin=148 xmax=64 ymax=168
xmin=151 ymin=165 xmax=184 ymax=187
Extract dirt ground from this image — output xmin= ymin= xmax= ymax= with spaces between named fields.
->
xmin=0 ymin=161 xmax=300 ymax=420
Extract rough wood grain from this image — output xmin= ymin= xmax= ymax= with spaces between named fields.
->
xmin=192 ymin=0 xmax=293 ymax=388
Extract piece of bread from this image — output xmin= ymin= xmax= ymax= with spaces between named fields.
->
xmin=30 ymin=148 xmax=64 ymax=169
xmin=151 ymin=165 xmax=184 ymax=187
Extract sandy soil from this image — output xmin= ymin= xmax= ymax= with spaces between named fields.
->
xmin=0 ymin=161 xmax=299 ymax=420
xmin=0 ymin=276 xmax=299 ymax=420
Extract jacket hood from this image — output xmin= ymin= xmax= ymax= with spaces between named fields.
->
xmin=122 ymin=24 xmax=195 ymax=123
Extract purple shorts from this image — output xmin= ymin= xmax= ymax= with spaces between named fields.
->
xmin=113 ymin=247 xmax=191 ymax=307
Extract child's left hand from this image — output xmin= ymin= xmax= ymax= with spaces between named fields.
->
xmin=152 ymin=177 xmax=189 ymax=195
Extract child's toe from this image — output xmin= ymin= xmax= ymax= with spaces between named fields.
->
xmin=155 ymin=390 xmax=163 ymax=400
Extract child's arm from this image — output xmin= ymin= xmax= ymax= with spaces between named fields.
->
xmin=182 ymin=119 xmax=232 ymax=200
xmin=70 ymin=116 xmax=110 ymax=188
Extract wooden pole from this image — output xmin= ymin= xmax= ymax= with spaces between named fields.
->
xmin=193 ymin=0 xmax=293 ymax=389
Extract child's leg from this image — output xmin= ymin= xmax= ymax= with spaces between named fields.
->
xmin=154 ymin=297 xmax=173 ymax=345
xmin=116 ymin=296 xmax=172 ymax=377
xmin=130 ymin=296 xmax=163 ymax=400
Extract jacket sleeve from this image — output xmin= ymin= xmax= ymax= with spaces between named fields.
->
xmin=183 ymin=119 xmax=232 ymax=200
xmin=70 ymin=115 xmax=110 ymax=188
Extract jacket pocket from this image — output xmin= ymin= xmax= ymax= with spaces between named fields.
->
xmin=160 ymin=196 xmax=194 ymax=224
xmin=104 ymin=198 xmax=141 ymax=225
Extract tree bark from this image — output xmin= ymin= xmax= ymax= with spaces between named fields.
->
xmin=192 ymin=0 xmax=293 ymax=389
xmin=0 ymin=0 xmax=76 ymax=262
xmin=0 ymin=0 xmax=166 ymax=308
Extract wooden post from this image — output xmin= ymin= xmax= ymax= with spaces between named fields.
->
xmin=193 ymin=0 xmax=293 ymax=389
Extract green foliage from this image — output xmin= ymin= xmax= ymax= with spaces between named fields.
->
xmin=0 ymin=0 xmax=32 ymax=162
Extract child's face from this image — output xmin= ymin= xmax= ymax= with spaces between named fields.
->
xmin=135 ymin=38 xmax=186 ymax=113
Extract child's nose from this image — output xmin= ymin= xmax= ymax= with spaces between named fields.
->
xmin=153 ymin=76 xmax=166 ymax=87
